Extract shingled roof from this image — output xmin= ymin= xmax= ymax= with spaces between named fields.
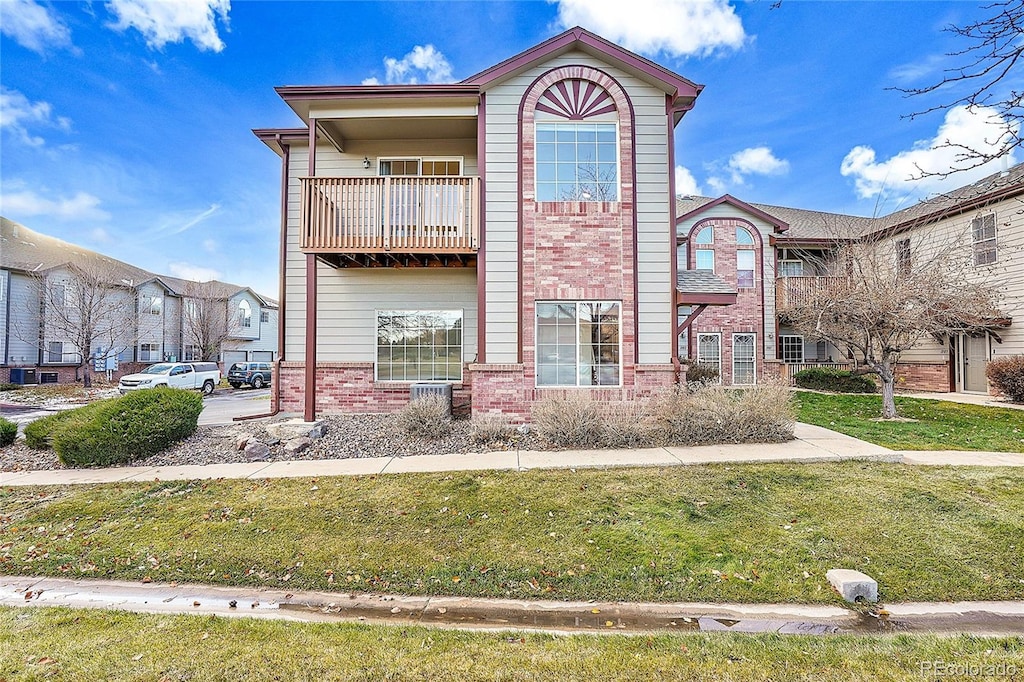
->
xmin=1 ymin=217 xmax=276 ymax=307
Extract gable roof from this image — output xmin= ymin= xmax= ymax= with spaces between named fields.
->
xmin=676 ymin=194 xmax=790 ymax=233
xmin=461 ymin=26 xmax=703 ymax=112
xmin=0 ymin=217 xmax=277 ymax=306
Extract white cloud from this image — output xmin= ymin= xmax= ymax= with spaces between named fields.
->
xmin=0 ymin=86 xmax=72 ymax=146
xmin=374 ymin=45 xmax=454 ymax=84
xmin=167 ymin=261 xmax=221 ymax=282
xmin=728 ymin=146 xmax=789 ymax=180
xmin=105 ymin=0 xmax=231 ymax=52
xmin=0 ymin=187 xmax=110 ymax=221
xmin=0 ymin=0 xmax=73 ymax=53
xmin=90 ymin=227 xmax=113 ymax=243
xmin=840 ymin=105 xmax=1018 ymax=201
xmin=675 ymin=165 xmax=701 ymax=196
xmin=554 ymin=0 xmax=746 ymax=58
xmin=706 ymin=175 xmax=727 ymax=195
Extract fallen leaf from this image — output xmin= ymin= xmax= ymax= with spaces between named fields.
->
xmin=131 ymin=653 xmax=144 ymax=661
xmin=437 ymin=607 xmax=447 ymax=614
xmin=142 ymin=576 xmax=152 ymax=584
xmin=193 ymin=601 xmax=201 ymax=607
xmin=390 ymin=607 xmax=401 ymax=614
xmin=605 ymin=620 xmax=614 ymax=627
xmin=200 ymin=632 xmax=210 ymax=640
xmin=591 ymin=608 xmax=601 ymax=614
xmin=452 ymin=576 xmax=461 ymax=583
xmin=37 ymin=657 xmax=57 ymax=665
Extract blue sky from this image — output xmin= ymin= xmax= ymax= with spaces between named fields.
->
xmin=1 ymin=0 xmax=1018 ymax=298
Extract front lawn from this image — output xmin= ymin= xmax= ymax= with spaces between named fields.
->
xmin=3 ymin=463 xmax=1022 ymax=604
xmin=795 ymin=392 xmax=1024 ymax=452
xmin=2 ymin=607 xmax=1022 ymax=682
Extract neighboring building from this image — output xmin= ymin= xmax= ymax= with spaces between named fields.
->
xmin=255 ymin=26 xmax=703 ymax=420
xmin=0 ymin=218 xmax=278 ymax=383
xmin=676 ymin=163 xmax=1023 ymax=393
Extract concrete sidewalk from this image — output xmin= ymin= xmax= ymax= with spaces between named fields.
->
xmin=4 ymin=576 xmax=1023 ymax=636
xmin=2 ymin=422 xmax=1021 ymax=487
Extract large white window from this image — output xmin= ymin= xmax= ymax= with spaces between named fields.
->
xmin=238 ymin=300 xmax=252 ymax=328
xmin=733 ymin=333 xmax=757 ymax=385
xmin=537 ymin=302 xmax=621 ymax=387
xmin=737 ymin=250 xmax=755 ymax=288
xmin=693 ymin=226 xmax=714 ymax=272
xmin=536 ymin=123 xmax=618 ymax=201
xmin=140 ymin=343 xmax=160 ymax=362
xmin=47 ymin=341 xmax=63 ymax=363
xmin=376 ymin=310 xmax=462 ymax=382
xmin=379 ymin=157 xmax=463 ymax=177
xmin=780 ymin=335 xmax=804 ymax=363
xmin=972 ymin=213 xmax=997 ymax=265
xmin=696 ymin=333 xmax=721 ymax=380
xmin=145 ymin=296 xmax=162 ymax=315
xmin=778 ymin=260 xmax=804 ymax=277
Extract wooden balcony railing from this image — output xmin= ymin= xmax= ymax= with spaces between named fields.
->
xmin=775 ymin=276 xmax=847 ymax=309
xmin=300 ymin=176 xmax=480 ymax=254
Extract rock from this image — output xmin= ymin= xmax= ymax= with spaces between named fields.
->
xmin=265 ymin=437 xmax=281 ymax=446
xmin=243 ymin=441 xmax=271 ymax=462
xmin=284 ymin=437 xmax=311 ymax=455
xmin=826 ymin=569 xmax=878 ymax=603
xmin=265 ymin=419 xmax=327 ymax=442
xmin=236 ymin=435 xmax=250 ymax=451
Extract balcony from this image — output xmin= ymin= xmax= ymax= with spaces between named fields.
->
xmin=775 ymin=276 xmax=847 ymax=310
xmin=300 ymin=176 xmax=480 ymax=267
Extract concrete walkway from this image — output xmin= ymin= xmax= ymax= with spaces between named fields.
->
xmin=2 ymin=423 xmax=1021 ymax=487
xmin=4 ymin=576 xmax=1023 ymax=637
xmin=897 ymin=391 xmax=1024 ymax=411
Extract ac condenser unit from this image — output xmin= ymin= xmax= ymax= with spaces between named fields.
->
xmin=409 ymin=382 xmax=453 ymax=414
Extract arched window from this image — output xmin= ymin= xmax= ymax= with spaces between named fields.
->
xmin=736 ymin=226 xmax=756 ymax=288
xmin=535 ymin=79 xmax=618 ymax=201
xmin=238 ymin=300 xmax=252 ymax=328
xmin=693 ymin=226 xmax=714 ymax=271
xmin=736 ymin=226 xmax=755 ymax=245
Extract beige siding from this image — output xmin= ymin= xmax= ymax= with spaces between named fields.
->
xmin=482 ymin=49 xmax=675 ymax=364
xmin=5 ymin=272 xmax=39 ymax=364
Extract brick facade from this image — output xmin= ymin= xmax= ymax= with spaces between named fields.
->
xmin=686 ymin=217 xmax=766 ymax=384
xmin=4 ymin=362 xmax=152 ymax=386
xmin=895 ymin=362 xmax=951 ymax=393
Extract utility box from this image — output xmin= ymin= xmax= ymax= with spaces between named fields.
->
xmin=409 ymin=382 xmax=453 ymax=414
xmin=39 ymin=372 xmax=59 ymax=384
xmin=9 ymin=368 xmax=37 ymax=385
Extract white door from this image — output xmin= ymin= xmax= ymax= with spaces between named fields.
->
xmin=963 ymin=334 xmax=989 ymax=392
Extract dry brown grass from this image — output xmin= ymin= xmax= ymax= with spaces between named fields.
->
xmin=395 ymin=394 xmax=453 ymax=439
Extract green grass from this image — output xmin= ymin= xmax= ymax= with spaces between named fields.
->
xmin=2 ymin=463 xmax=1023 ymax=604
xmin=2 ymin=607 xmax=1022 ymax=682
xmin=795 ymin=392 xmax=1024 ymax=452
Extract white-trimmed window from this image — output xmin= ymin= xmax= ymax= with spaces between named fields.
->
xmin=737 ymin=250 xmax=755 ymax=288
xmin=780 ymin=335 xmax=804 ymax=363
xmin=51 ymin=283 xmax=67 ymax=310
xmin=536 ymin=302 xmax=621 ymax=387
xmin=238 ymin=300 xmax=252 ymax=328
xmin=376 ymin=310 xmax=462 ymax=382
xmin=145 ymin=296 xmax=162 ymax=315
xmin=972 ymin=213 xmax=997 ymax=265
xmin=733 ymin=333 xmax=757 ymax=385
xmin=736 ymin=226 xmax=755 ymax=245
xmin=696 ymin=332 xmax=721 ymax=381
xmin=140 ymin=343 xmax=160 ymax=362
xmin=693 ymin=226 xmax=714 ymax=272
xmin=183 ymin=345 xmax=201 ymax=361
xmin=260 ymin=310 xmax=270 ymax=323
xmin=379 ymin=157 xmax=463 ymax=177
xmin=535 ymin=122 xmax=619 ymax=201
xmin=47 ymin=341 xmax=63 ymax=363
xmin=896 ymin=238 xmax=912 ymax=277
xmin=778 ymin=260 xmax=804 ymax=277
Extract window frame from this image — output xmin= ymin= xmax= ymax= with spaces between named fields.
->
xmin=736 ymin=249 xmax=756 ymax=288
xmin=375 ymin=309 xmax=464 ymax=383
xmin=145 ymin=295 xmax=162 ymax=316
xmin=896 ymin=238 xmax=912 ymax=277
xmin=732 ymin=332 xmax=757 ymax=385
xmin=778 ymin=260 xmax=804 ymax=277
xmin=378 ymin=157 xmax=464 ymax=177
xmin=140 ymin=343 xmax=160 ymax=363
xmin=238 ymin=300 xmax=252 ymax=329
xmin=47 ymin=341 xmax=64 ymax=363
xmin=260 ymin=310 xmax=270 ymax=324
xmin=534 ymin=121 xmax=620 ymax=202
xmin=535 ymin=301 xmax=623 ymax=388
xmin=972 ymin=213 xmax=997 ymax=266
xmin=694 ymin=249 xmax=715 ymax=272
xmin=779 ymin=335 xmax=804 ymax=364
xmin=695 ymin=332 xmax=722 ymax=382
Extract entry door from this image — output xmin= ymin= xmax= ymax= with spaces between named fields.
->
xmin=963 ymin=334 xmax=989 ymax=392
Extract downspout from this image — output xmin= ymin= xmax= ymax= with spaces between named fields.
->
xmin=3 ymin=273 xmax=12 ymax=371
xmin=236 ymin=134 xmax=290 ymax=421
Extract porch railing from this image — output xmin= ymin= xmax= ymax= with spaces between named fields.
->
xmin=777 ymin=361 xmax=855 ymax=383
xmin=300 ymin=176 xmax=480 ymax=253
xmin=775 ymin=276 xmax=847 ymax=309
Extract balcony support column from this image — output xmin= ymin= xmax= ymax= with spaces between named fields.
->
xmin=304 ymin=120 xmax=319 ymax=421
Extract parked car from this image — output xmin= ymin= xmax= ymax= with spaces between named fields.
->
xmin=119 ymin=362 xmax=221 ymax=396
xmin=227 ymin=362 xmax=272 ymax=389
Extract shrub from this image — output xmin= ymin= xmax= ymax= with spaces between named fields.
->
xmin=531 ymin=396 xmax=661 ymax=449
xmin=986 ymin=355 xmax=1024 ymax=402
xmin=468 ymin=413 xmax=515 ymax=444
xmin=0 ymin=383 xmax=23 ymax=391
xmin=793 ymin=367 xmax=877 ymax=393
xmin=0 ymin=417 xmax=17 ymax=447
xmin=53 ymin=388 xmax=203 ymax=467
xmin=24 ymin=401 xmax=114 ymax=450
xmin=685 ymin=363 xmax=720 ymax=387
xmin=653 ymin=382 xmax=795 ymax=445
xmin=396 ymin=394 xmax=452 ymax=439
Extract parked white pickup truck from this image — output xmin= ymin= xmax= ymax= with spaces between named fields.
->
xmin=118 ymin=362 xmax=221 ymax=396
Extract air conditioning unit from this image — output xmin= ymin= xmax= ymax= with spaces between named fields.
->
xmin=9 ymin=368 xmax=37 ymax=385
xmin=409 ymin=382 xmax=453 ymax=414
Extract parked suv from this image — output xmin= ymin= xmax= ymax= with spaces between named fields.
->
xmin=227 ymin=362 xmax=272 ymax=389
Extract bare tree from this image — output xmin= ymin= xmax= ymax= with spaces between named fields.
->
xmin=181 ymin=281 xmax=240 ymax=362
xmin=20 ymin=262 xmax=150 ymax=388
xmin=895 ymin=0 xmax=1023 ymax=174
xmin=779 ymin=217 xmax=1004 ymax=419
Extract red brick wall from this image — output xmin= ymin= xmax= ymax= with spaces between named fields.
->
xmin=4 ymin=362 xmax=151 ymax=385
xmin=686 ymin=217 xmax=766 ymax=385
xmin=895 ymin=362 xmax=950 ymax=392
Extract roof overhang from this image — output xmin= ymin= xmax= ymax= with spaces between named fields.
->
xmin=253 ymin=128 xmax=310 ymax=155
xmin=275 ymin=85 xmax=480 ymax=125
xmin=676 ymin=291 xmax=738 ymax=306
xmin=677 ymin=194 xmax=790 ymax=233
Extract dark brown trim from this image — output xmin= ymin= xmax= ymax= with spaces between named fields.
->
xmin=676 ymin=194 xmax=789 ymax=233
xmin=476 ymin=93 xmax=487 ymax=365
xmin=307 ymin=123 xmax=317 ymax=176
xmin=276 ymin=84 xmax=479 ymax=100
xmin=252 ymin=128 xmax=309 ymax=154
xmin=462 ymin=26 xmax=703 ymax=105
xmin=675 ymin=292 xmax=738 ymax=306
xmin=866 ymin=182 xmax=1024 ymax=240
xmin=667 ymin=95 xmax=679 ymax=370
xmin=304 ymin=252 xmax=317 ymax=422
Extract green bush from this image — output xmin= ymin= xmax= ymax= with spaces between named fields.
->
xmin=0 ymin=383 xmax=23 ymax=391
xmin=52 ymin=388 xmax=203 ymax=467
xmin=986 ymin=355 xmax=1024 ymax=402
xmin=793 ymin=367 xmax=877 ymax=393
xmin=24 ymin=401 xmax=114 ymax=450
xmin=0 ymin=417 xmax=17 ymax=447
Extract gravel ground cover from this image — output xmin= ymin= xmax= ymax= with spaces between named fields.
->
xmin=0 ymin=414 xmax=543 ymax=472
